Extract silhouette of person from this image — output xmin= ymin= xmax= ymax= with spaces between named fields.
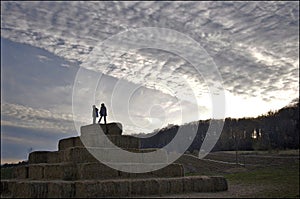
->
xmin=92 ymin=105 xmax=98 ymax=124
xmin=98 ymin=103 xmax=107 ymax=124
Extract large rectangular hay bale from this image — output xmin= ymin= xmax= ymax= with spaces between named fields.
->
xmin=112 ymin=180 xmax=130 ymax=197
xmin=62 ymin=147 xmax=98 ymax=163
xmin=58 ymin=137 xmax=83 ymax=151
xmin=109 ymin=135 xmax=141 ymax=149
xmin=192 ymin=176 xmax=213 ymax=192
xmin=28 ymin=151 xmax=48 ymax=164
xmin=12 ymin=182 xmax=31 ymax=198
xmin=13 ymin=181 xmax=48 ymax=198
xmin=169 ymin=178 xmax=183 ymax=194
xmin=28 ymin=151 xmax=60 ymax=164
xmin=81 ymin=123 xmax=123 ymax=136
xmin=43 ymin=164 xmax=77 ymax=180
xmin=80 ymin=134 xmax=140 ymax=149
xmin=99 ymin=181 xmax=116 ymax=197
xmin=12 ymin=165 xmax=28 ymax=179
xmin=142 ymin=179 xmax=160 ymax=195
xmin=47 ymin=181 xmax=75 ymax=198
xmin=182 ymin=177 xmax=194 ymax=193
xmin=130 ymin=179 xmax=146 ymax=196
xmin=46 ymin=151 xmax=60 ymax=163
xmin=28 ymin=164 xmax=44 ymax=180
xmin=77 ymin=163 xmax=119 ymax=179
xmin=211 ymin=176 xmax=228 ymax=191
xmin=75 ymin=181 xmax=101 ymax=198
xmin=1 ymin=180 xmax=16 ymax=196
xmin=157 ymin=178 xmax=171 ymax=194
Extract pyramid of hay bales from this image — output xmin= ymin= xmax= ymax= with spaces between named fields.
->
xmin=1 ymin=123 xmax=227 ymax=198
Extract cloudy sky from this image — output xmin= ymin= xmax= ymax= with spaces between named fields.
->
xmin=1 ymin=1 xmax=299 ymax=163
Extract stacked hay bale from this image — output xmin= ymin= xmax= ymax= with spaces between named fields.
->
xmin=1 ymin=123 xmax=227 ymax=197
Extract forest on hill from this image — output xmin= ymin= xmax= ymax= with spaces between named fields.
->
xmin=139 ymin=99 xmax=299 ymax=152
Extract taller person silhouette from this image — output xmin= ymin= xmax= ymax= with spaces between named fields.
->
xmin=98 ymin=103 xmax=107 ymax=124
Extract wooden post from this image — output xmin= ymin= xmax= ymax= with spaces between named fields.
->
xmin=234 ymin=130 xmax=238 ymax=165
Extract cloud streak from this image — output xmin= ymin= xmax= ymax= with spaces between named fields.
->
xmin=1 ymin=102 xmax=75 ymax=134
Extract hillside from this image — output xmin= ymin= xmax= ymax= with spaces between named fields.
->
xmin=138 ymin=99 xmax=299 ymax=152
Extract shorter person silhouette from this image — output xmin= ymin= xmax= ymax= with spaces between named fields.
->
xmin=92 ymin=105 xmax=98 ymax=124
xmin=98 ymin=103 xmax=107 ymax=125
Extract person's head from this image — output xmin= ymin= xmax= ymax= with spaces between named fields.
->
xmin=101 ymin=103 xmax=105 ymax=106
xmin=93 ymin=105 xmax=96 ymax=108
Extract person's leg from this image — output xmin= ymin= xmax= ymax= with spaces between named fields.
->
xmin=104 ymin=116 xmax=108 ymax=134
xmin=98 ymin=116 xmax=102 ymax=123
xmin=93 ymin=117 xmax=96 ymax=124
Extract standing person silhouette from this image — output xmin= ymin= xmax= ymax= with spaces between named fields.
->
xmin=92 ymin=105 xmax=98 ymax=124
xmin=98 ymin=103 xmax=107 ymax=124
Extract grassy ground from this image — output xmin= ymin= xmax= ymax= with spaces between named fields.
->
xmin=225 ymin=162 xmax=299 ymax=198
xmin=177 ymin=150 xmax=300 ymax=198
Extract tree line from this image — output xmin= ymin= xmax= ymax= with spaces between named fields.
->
xmin=139 ymin=99 xmax=299 ymax=152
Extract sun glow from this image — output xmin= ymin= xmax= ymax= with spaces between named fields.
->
xmin=224 ymin=90 xmax=288 ymax=119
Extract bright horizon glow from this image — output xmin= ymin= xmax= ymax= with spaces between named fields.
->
xmin=223 ymin=90 xmax=291 ymax=119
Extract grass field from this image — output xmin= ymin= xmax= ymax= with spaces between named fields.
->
xmin=225 ymin=162 xmax=299 ymax=198
xmin=178 ymin=150 xmax=300 ymax=198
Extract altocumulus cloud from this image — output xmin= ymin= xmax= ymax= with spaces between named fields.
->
xmin=1 ymin=1 xmax=298 ymax=109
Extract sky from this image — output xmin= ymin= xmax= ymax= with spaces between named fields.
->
xmin=1 ymin=1 xmax=299 ymax=164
